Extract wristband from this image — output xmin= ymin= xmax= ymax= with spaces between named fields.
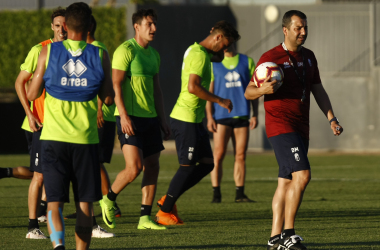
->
xmin=329 ymin=117 xmax=339 ymax=124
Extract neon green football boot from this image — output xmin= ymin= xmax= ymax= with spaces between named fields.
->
xmin=100 ymin=196 xmax=116 ymax=229
xmin=137 ymin=215 xmax=167 ymax=230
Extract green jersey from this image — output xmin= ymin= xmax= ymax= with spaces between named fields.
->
xmin=91 ymin=40 xmax=116 ymax=122
xmin=20 ymin=39 xmax=53 ymax=132
xmin=41 ymin=40 xmax=102 ymax=144
xmin=112 ymin=38 xmax=160 ymax=118
xmin=170 ymin=42 xmax=213 ymax=123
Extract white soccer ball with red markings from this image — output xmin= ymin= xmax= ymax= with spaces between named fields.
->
xmin=253 ymin=62 xmax=284 ymax=88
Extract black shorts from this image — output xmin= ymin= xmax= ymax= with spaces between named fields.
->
xmin=170 ymin=118 xmax=213 ymax=165
xmin=30 ymin=130 xmax=43 ymax=173
xmin=116 ymin=116 xmax=164 ymax=159
xmin=41 ymin=141 xmax=102 ymax=203
xmin=215 ymin=117 xmax=249 ymax=128
xmin=98 ymin=121 xmax=116 ymax=163
xmin=268 ymin=132 xmax=310 ymax=180
xmin=25 ymin=130 xmax=33 ymax=155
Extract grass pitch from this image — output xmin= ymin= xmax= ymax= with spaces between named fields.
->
xmin=0 ymin=152 xmax=379 ymax=249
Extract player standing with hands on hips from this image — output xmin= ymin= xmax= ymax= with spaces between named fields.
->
xmin=245 ymin=10 xmax=343 ymax=250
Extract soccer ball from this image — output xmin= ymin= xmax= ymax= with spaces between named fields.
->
xmin=253 ymin=62 xmax=284 ymax=88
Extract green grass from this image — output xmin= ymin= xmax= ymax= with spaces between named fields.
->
xmin=0 ymin=153 xmax=380 ymax=249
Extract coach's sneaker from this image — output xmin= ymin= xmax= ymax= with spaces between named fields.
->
xmin=138 ymin=215 xmax=167 ymax=230
xmin=155 ymin=209 xmax=184 ymax=226
xmin=267 ymin=240 xmax=280 ymax=250
xmin=26 ymin=228 xmax=47 ymax=239
xmin=157 ymin=195 xmax=183 ymax=223
xmin=38 ymin=215 xmax=47 ymax=223
xmin=100 ymin=197 xmax=116 ymax=229
xmin=279 ymin=235 xmax=307 ymax=250
xmin=91 ymin=225 xmax=115 ymax=238
xmin=235 ymin=194 xmax=255 ymax=203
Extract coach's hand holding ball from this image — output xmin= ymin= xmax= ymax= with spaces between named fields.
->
xmin=260 ymin=75 xmax=281 ymax=94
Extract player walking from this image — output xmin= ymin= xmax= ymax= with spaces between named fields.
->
xmin=155 ymin=21 xmax=240 ymax=225
xmin=14 ymin=7 xmax=66 ymax=239
xmin=27 ymin=2 xmax=114 ymax=249
xmin=244 ymin=10 xmax=343 ymax=250
xmin=100 ymin=9 xmax=170 ymax=230
xmin=206 ymin=43 xmax=257 ymax=203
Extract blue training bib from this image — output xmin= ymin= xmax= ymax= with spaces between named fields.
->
xmin=43 ymin=42 xmax=104 ymax=102
xmin=212 ymin=54 xmax=251 ymax=120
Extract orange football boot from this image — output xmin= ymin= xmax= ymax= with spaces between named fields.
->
xmin=157 ymin=195 xmax=183 ymax=224
xmin=155 ymin=209 xmax=184 ymax=226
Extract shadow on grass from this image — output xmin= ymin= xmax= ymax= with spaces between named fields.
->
xmin=307 ymin=241 xmax=380 ymax=249
xmin=110 ymin=244 xmax=262 ymax=249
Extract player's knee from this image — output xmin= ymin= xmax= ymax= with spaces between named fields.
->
xmin=33 ymin=172 xmax=44 ymax=184
xmin=295 ymin=170 xmax=311 ymax=188
xmin=234 ymin=151 xmax=246 ymax=164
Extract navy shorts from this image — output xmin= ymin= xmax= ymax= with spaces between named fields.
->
xmin=41 ymin=141 xmax=102 ymax=203
xmin=268 ymin=132 xmax=310 ymax=180
xmin=30 ymin=130 xmax=43 ymax=173
xmin=116 ymin=116 xmax=164 ymax=159
xmin=215 ymin=117 xmax=249 ymax=128
xmin=25 ymin=130 xmax=33 ymax=155
xmin=170 ymin=118 xmax=213 ymax=165
xmin=98 ymin=121 xmax=116 ymax=163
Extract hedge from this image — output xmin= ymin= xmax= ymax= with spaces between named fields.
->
xmin=0 ymin=7 xmax=126 ymax=89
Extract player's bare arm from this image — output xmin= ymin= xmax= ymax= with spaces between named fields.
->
xmin=250 ymin=99 xmax=259 ymax=130
xmin=112 ymin=68 xmax=135 ymax=136
xmin=97 ymin=96 xmax=105 ymax=129
xmin=27 ymin=46 xmax=47 ymax=101
xmin=153 ymin=73 xmax=171 ymax=140
xmin=188 ymin=73 xmax=233 ymax=113
xmin=98 ymin=50 xmax=114 ymax=106
xmin=15 ymin=71 xmax=42 ymax=131
xmin=244 ymin=76 xmax=278 ymax=100
xmin=311 ymin=83 xmax=343 ymax=136
xmin=206 ymin=80 xmax=217 ymax=132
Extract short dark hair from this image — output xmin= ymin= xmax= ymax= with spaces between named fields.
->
xmin=89 ymin=15 xmax=97 ymax=37
xmin=282 ymin=10 xmax=307 ymax=29
xmin=132 ymin=9 xmax=157 ymax=28
xmin=65 ymin=2 xmax=92 ymax=33
xmin=212 ymin=21 xmax=240 ymax=43
xmin=51 ymin=7 xmax=65 ymax=23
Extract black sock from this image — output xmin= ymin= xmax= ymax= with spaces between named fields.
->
xmin=0 ymin=168 xmax=12 ymax=179
xmin=140 ymin=205 xmax=152 ymax=216
xmin=107 ymin=188 xmax=118 ymax=202
xmin=28 ymin=218 xmax=39 ymax=230
xmin=269 ymin=234 xmax=281 ymax=244
xmin=282 ymin=229 xmax=295 ymax=238
xmin=37 ymin=200 xmax=47 ymax=217
xmin=92 ymin=216 xmax=97 ymax=227
xmin=179 ymin=163 xmax=214 ymax=196
xmin=213 ymin=186 xmax=221 ymax=198
xmin=161 ymin=165 xmax=196 ymax=213
xmin=236 ymin=186 xmax=245 ymax=199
